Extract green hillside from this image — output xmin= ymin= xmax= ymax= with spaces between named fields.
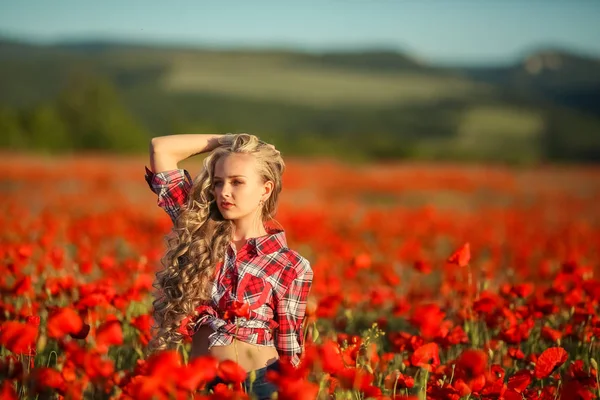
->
xmin=0 ymin=38 xmax=599 ymax=163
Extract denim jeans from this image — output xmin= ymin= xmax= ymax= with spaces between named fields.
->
xmin=206 ymin=360 xmax=280 ymax=400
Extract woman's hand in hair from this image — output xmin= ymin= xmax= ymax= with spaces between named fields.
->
xmin=217 ymin=134 xmax=237 ymax=148
xmin=217 ymin=134 xmax=280 ymax=156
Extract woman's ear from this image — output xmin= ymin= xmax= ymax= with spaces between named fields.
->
xmin=262 ymin=180 xmax=274 ymax=200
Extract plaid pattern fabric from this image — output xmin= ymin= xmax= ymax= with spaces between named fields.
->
xmin=144 ymin=166 xmax=193 ymax=224
xmin=145 ymin=167 xmax=313 ymax=367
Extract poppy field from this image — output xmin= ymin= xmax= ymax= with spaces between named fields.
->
xmin=1 ymin=153 xmax=600 ymax=400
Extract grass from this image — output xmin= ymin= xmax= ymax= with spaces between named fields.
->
xmin=160 ymin=53 xmax=493 ymax=107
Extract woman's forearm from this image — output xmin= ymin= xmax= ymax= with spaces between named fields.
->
xmin=149 ymin=134 xmax=226 ymax=172
xmin=151 ymin=134 xmax=225 ymax=161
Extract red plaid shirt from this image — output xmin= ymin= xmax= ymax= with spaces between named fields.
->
xmin=145 ymin=166 xmax=313 ymax=367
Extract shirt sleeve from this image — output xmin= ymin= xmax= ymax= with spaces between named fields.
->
xmin=273 ymin=258 xmax=313 ymax=367
xmin=177 ymin=304 xmax=218 ymax=338
xmin=144 ymin=166 xmax=193 ymax=225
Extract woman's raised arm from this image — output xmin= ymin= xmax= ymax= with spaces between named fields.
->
xmin=149 ymin=134 xmax=226 ymax=173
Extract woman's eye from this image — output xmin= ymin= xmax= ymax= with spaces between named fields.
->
xmin=213 ymin=181 xmax=243 ymax=186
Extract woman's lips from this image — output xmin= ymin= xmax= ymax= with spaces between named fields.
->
xmin=221 ymin=202 xmax=234 ymax=209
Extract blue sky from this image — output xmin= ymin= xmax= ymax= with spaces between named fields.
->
xmin=0 ymin=0 xmax=599 ymax=65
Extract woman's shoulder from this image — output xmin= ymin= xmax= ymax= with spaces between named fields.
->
xmin=277 ymin=247 xmax=312 ymax=277
xmin=265 ymin=248 xmax=312 ymax=297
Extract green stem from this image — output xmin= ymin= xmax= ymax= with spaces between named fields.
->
xmin=235 ymin=319 xmax=239 ymax=366
xmin=594 ymin=365 xmax=600 ymax=399
xmin=420 ymin=369 xmax=429 ymax=400
xmin=316 ymin=374 xmax=329 ymax=398
xmin=46 ymin=350 xmax=57 ymax=368
xmin=553 ymin=380 xmax=562 ymax=400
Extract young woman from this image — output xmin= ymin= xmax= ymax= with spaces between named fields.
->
xmin=144 ymin=133 xmax=313 ymax=398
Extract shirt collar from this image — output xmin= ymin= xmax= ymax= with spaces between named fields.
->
xmin=246 ymin=227 xmax=288 ymax=256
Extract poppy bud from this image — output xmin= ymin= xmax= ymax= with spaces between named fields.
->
xmin=37 ymin=334 xmax=47 ymax=353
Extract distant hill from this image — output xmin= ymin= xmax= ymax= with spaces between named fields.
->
xmin=0 ymin=37 xmax=599 ymax=163
xmin=456 ymin=49 xmax=600 ymax=117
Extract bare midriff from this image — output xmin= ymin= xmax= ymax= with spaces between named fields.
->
xmin=189 ymin=325 xmax=280 ymax=372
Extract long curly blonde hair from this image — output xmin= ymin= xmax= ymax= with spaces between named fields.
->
xmin=146 ymin=133 xmax=285 ymax=355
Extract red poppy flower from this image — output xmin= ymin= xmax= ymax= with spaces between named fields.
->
xmin=447 ymin=242 xmax=471 ymax=267
xmin=69 ymin=323 xmax=90 ymax=340
xmin=480 ymin=378 xmax=506 ymax=398
xmin=211 ymin=382 xmax=245 ymax=397
xmin=177 ymin=355 xmax=218 ymax=391
xmin=146 ymin=350 xmax=182 ymax=377
xmin=429 ymin=383 xmax=461 ymax=400
xmin=507 ymin=370 xmax=532 ymax=393
xmin=473 ymin=296 xmax=500 ymax=314
xmin=95 ymin=320 xmax=123 ymax=353
xmin=83 ymin=352 xmax=114 ymax=381
xmin=452 ymin=379 xmax=472 ymax=397
xmin=384 ymin=371 xmax=415 ymax=390
xmin=362 ymin=385 xmax=382 ymax=398
xmin=131 ymin=314 xmax=152 ymax=332
xmin=508 ymin=347 xmax=525 ymax=360
xmin=414 ymin=259 xmax=432 ymax=274
xmin=319 ymin=340 xmax=345 ymax=374
xmin=316 ymin=294 xmax=343 ymax=319
xmin=399 ymin=374 xmax=416 ymax=389
xmin=541 ymin=326 xmax=562 ymax=343
xmin=11 ymin=276 xmax=33 ymax=296
xmin=222 ymin=301 xmax=250 ymax=320
xmin=500 ymin=326 xmax=530 ymax=345
xmin=455 ymin=349 xmax=488 ymax=380
xmin=16 ymin=244 xmax=34 ymax=261
xmin=131 ymin=314 xmax=152 ymax=345
xmin=0 ymin=321 xmax=38 ymax=355
xmin=560 ymin=380 xmax=596 ymax=400
xmin=269 ymin=377 xmax=319 ymax=400
xmin=335 ymin=367 xmax=374 ymax=391
xmin=534 ymin=347 xmax=568 ymax=379
xmin=566 ymin=359 xmax=597 ymax=387
xmin=410 ymin=342 xmax=440 ymax=372
xmin=217 ymin=359 xmax=247 ymax=384
xmin=487 ymin=365 xmax=506 ymax=383
xmin=509 ymin=283 xmax=534 ymax=298
xmin=28 ymin=367 xmax=66 ymax=395
xmin=409 ymin=303 xmax=446 ymax=340
xmin=441 ymin=325 xmax=469 ymax=347
xmin=503 ymin=389 xmax=525 ymax=400
xmin=391 ymin=297 xmax=410 ymax=317
xmin=47 ymin=307 xmax=84 ymax=339
xmin=60 ymin=360 xmax=77 ymax=383
xmin=0 ymin=380 xmax=18 ymax=400
xmin=124 ymin=375 xmax=163 ymax=400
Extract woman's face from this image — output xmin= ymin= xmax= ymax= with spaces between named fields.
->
xmin=212 ymin=153 xmax=272 ymax=220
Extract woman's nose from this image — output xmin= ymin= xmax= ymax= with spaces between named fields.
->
xmin=221 ymin=183 xmax=232 ymax=196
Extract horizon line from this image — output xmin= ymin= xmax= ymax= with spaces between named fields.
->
xmin=1 ymin=31 xmax=599 ymax=67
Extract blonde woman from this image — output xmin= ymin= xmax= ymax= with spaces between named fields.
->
xmin=145 ymin=133 xmax=313 ymax=398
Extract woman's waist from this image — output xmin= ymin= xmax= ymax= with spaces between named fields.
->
xmin=210 ymin=339 xmax=279 ymax=372
xmin=192 ymin=326 xmax=278 ymax=372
